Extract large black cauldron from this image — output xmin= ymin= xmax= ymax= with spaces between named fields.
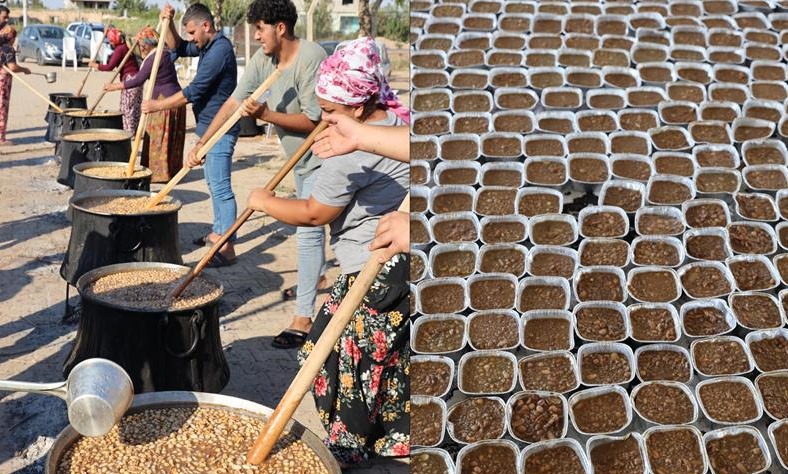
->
xmin=45 ymin=94 xmax=87 ymax=143
xmin=57 ymin=129 xmax=131 ymax=188
xmin=60 ymin=190 xmax=183 ymax=286
xmin=65 ymin=262 xmax=229 ymax=393
xmin=63 ymin=109 xmax=124 ymax=133
xmin=45 ymin=108 xmax=80 ymax=144
xmin=73 ymin=162 xmax=152 ymax=195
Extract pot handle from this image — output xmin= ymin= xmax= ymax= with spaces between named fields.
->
xmin=162 ymin=310 xmax=204 ymax=358
xmin=108 ymin=219 xmax=148 ymax=253
xmin=79 ymin=142 xmax=89 ymax=156
xmin=81 ymin=117 xmax=89 ymax=129
xmin=94 ymin=141 xmax=103 ymax=159
xmin=69 ymin=117 xmax=76 ymax=130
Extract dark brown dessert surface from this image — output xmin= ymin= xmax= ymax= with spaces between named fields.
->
xmin=460 ymin=444 xmax=517 ymax=474
xmin=448 ymin=397 xmax=505 ymax=443
xmin=414 ymin=319 xmax=465 ymax=353
xmin=572 ymin=391 xmax=629 ymax=434
xmin=729 ymin=260 xmax=776 ymax=291
xmin=590 ymin=436 xmax=645 ymax=474
xmin=577 ymin=271 xmax=623 ymax=302
xmin=634 ymin=383 xmax=695 ymax=424
xmin=612 ymin=159 xmax=652 ymax=181
xmin=749 ymin=335 xmax=788 ymax=372
xmin=412 ymin=361 xmax=452 ymax=397
xmin=412 ymin=401 xmax=443 ymax=446
xmin=433 ymin=192 xmax=473 ymax=214
xmin=681 ymin=265 xmax=732 ymax=298
xmin=576 ymin=306 xmax=626 ymax=341
xmin=698 ymin=381 xmax=759 ymax=423
xmin=524 ymin=445 xmax=585 ymax=474
xmin=686 ymin=235 xmax=727 ymax=261
xmin=580 ymin=240 xmax=629 ymax=267
xmin=630 ymin=307 xmax=677 ymax=341
xmin=476 ymin=189 xmax=517 ymax=216
xmin=684 ymin=306 xmax=731 ymax=336
xmin=582 ymin=212 xmax=627 ymax=238
xmin=469 ymin=313 xmax=519 ymax=350
xmin=433 ymin=250 xmax=476 ymax=278
xmin=519 ymin=355 xmax=578 ymax=393
xmin=706 ymin=432 xmax=767 ymax=474
xmin=531 ymin=220 xmax=575 ymax=246
xmin=629 ymin=271 xmax=679 ymax=303
xmin=510 ymin=393 xmax=565 ymax=443
xmin=693 ymin=339 xmax=750 ymax=375
xmin=581 ymin=351 xmax=632 ymax=385
xmin=728 ymin=224 xmax=774 ymax=254
xmin=519 ymin=285 xmax=566 ymax=312
xmin=470 ymin=278 xmax=515 ymax=310
xmin=638 ymin=214 xmax=683 ymax=235
xmin=645 ymin=428 xmax=706 ymax=474
xmin=633 ymin=240 xmax=680 ymax=267
xmin=686 ymin=203 xmax=728 ymax=228
xmin=637 ymin=349 xmax=691 ymax=382
xmin=482 ymin=220 xmax=525 ymax=244
xmin=519 ymin=193 xmax=561 ymax=217
xmin=433 ymin=218 xmax=478 ymax=244
xmin=480 ymin=248 xmax=524 ymax=275
xmin=757 ymin=375 xmax=788 ymax=419
xmin=461 ymin=355 xmax=514 ymax=393
xmin=530 ymin=252 xmax=574 ymax=279
xmin=524 ymin=318 xmax=571 ymax=351
xmin=603 ymin=186 xmax=643 ymax=212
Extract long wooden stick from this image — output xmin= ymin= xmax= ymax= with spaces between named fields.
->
xmin=126 ymin=18 xmax=170 ymax=177
xmin=167 ymin=120 xmax=329 ymax=299
xmin=146 ymin=68 xmax=282 ymax=208
xmin=88 ymin=40 xmax=139 ymax=114
xmin=246 ymin=194 xmax=410 ymax=465
xmin=2 ymin=65 xmax=64 ymax=112
xmin=75 ymin=32 xmax=105 ymax=96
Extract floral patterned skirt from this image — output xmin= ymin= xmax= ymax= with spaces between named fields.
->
xmin=0 ymin=71 xmax=11 ymax=141
xmin=298 ymin=253 xmax=410 ymax=465
xmin=141 ymin=94 xmax=185 ymax=183
xmin=120 ymin=72 xmax=142 ymax=134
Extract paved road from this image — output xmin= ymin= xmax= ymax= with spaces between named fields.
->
xmin=0 ymin=63 xmax=409 ymax=473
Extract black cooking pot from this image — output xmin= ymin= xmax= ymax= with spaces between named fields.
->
xmin=45 ymin=107 xmax=81 ymax=144
xmin=63 ymin=109 xmax=124 ymax=133
xmin=73 ymin=162 xmax=152 ymax=195
xmin=45 ymin=93 xmax=87 ymax=121
xmin=57 ymin=129 xmax=132 ymax=188
xmin=65 ymin=262 xmax=229 ymax=393
xmin=60 ymin=189 xmax=183 ymax=286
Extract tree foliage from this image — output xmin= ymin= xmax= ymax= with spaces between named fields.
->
xmin=113 ymin=0 xmax=149 ymax=14
xmin=376 ymin=3 xmax=406 ymax=42
xmin=295 ymin=0 xmax=333 ymax=41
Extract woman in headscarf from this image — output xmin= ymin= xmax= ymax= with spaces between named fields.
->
xmin=90 ymin=27 xmax=141 ymax=133
xmin=104 ymin=26 xmax=185 ymax=182
xmin=246 ymin=36 xmax=410 ymax=466
xmin=0 ymin=5 xmax=31 ymax=146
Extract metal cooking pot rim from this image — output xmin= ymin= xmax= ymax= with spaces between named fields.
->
xmin=72 ymin=162 xmax=153 ymax=180
xmin=65 ymin=109 xmax=123 ymax=117
xmin=75 ymin=262 xmax=223 ymax=313
xmin=69 ymin=189 xmax=182 ymax=216
xmin=61 ymin=128 xmax=132 ymax=143
xmin=45 ymin=391 xmax=342 ymax=474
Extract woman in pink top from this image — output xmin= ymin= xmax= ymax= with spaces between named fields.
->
xmin=90 ymin=27 xmax=141 ymax=133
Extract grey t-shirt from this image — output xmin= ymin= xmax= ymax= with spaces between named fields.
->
xmin=311 ymin=111 xmax=409 ymax=274
xmin=232 ymin=40 xmax=326 ymax=176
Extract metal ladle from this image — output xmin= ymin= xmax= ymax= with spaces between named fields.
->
xmin=30 ymin=71 xmax=57 ymax=83
xmin=0 ymin=358 xmax=133 ymax=437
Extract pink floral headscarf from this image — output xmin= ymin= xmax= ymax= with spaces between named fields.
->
xmin=315 ymin=37 xmax=409 ymax=124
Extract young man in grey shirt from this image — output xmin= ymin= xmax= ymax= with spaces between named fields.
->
xmin=186 ymin=0 xmax=327 ymax=349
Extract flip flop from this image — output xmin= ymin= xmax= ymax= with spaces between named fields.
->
xmin=206 ymin=252 xmax=237 ymax=268
xmin=271 ymin=329 xmax=309 ymax=349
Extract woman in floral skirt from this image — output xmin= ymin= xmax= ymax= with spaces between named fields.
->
xmin=246 ymin=37 xmax=410 ymax=466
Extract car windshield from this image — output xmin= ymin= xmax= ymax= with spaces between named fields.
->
xmin=39 ymin=27 xmax=64 ymax=39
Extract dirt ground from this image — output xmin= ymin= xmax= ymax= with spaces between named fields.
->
xmin=0 ymin=58 xmax=409 ymax=473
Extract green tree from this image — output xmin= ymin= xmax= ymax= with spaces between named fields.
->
xmin=376 ymin=3 xmax=406 ymax=42
xmin=296 ymin=0 xmax=333 ymax=41
xmin=114 ymin=0 xmax=149 ymax=14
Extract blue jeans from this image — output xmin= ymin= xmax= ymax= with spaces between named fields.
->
xmin=295 ymin=169 xmax=326 ymax=318
xmin=202 ymin=133 xmax=239 ymax=242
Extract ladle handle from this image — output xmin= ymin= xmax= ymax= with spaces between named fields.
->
xmin=246 ymin=194 xmax=410 ymax=465
xmin=2 ymin=65 xmax=64 ymax=112
xmin=0 ymin=380 xmax=68 ymax=399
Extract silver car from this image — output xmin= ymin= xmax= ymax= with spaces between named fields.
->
xmin=17 ymin=24 xmax=67 ymax=65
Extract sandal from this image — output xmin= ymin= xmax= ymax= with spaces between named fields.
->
xmin=206 ymin=252 xmax=237 ymax=268
xmin=271 ymin=329 xmax=309 ymax=349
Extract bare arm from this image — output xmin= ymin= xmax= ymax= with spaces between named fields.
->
xmin=311 ymin=113 xmax=410 ymax=162
xmin=247 ymin=189 xmax=343 ymax=226
xmin=160 ymin=3 xmax=181 ymax=50
xmin=142 ymin=91 xmax=188 ymax=113
xmin=240 ymin=97 xmax=319 ymax=135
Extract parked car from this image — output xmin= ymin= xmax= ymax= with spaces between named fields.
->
xmin=319 ymin=40 xmax=340 ymax=56
xmin=70 ymin=22 xmax=111 ymax=60
xmin=17 ymin=24 xmax=67 ymax=65
xmin=336 ymin=39 xmax=391 ymax=78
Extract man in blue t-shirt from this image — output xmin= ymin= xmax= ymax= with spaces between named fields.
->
xmin=143 ymin=3 xmax=240 ymax=267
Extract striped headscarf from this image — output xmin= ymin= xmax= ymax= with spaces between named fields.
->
xmin=315 ymin=37 xmax=409 ymax=124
